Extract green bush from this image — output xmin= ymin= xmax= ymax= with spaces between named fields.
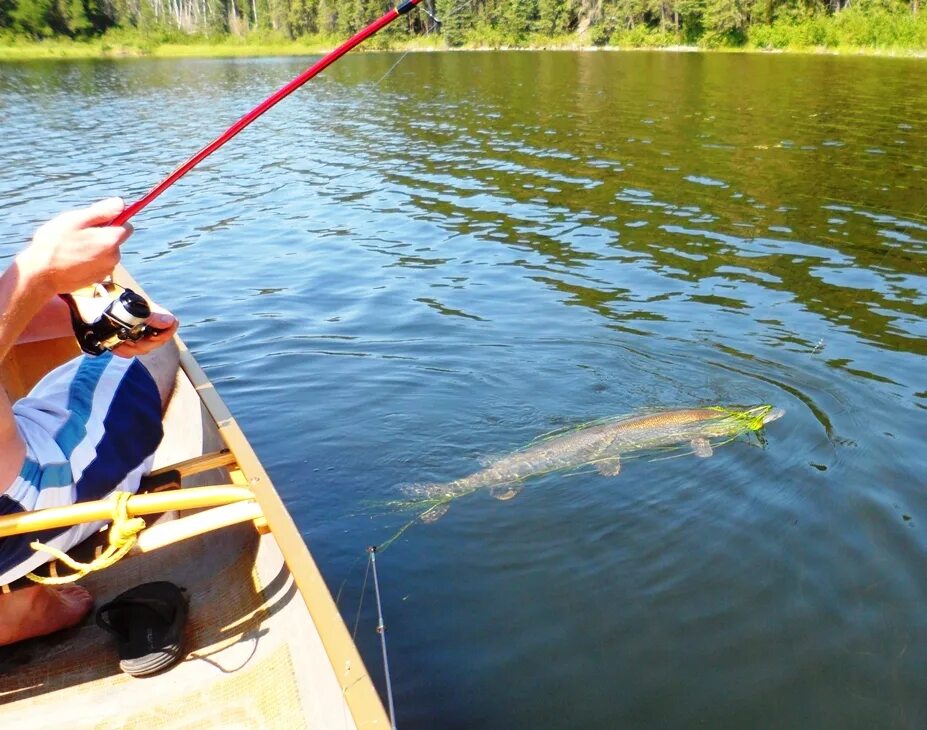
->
xmin=610 ymin=25 xmax=678 ymax=47
xmin=465 ymin=19 xmax=509 ymax=48
xmin=749 ymin=13 xmax=836 ymax=48
xmin=747 ymin=4 xmax=927 ymax=50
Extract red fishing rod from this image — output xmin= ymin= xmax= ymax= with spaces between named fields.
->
xmin=65 ymin=0 xmax=423 ymax=355
xmin=117 ymin=0 xmax=422 ymax=225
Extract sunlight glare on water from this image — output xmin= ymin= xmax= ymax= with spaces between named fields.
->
xmin=1 ymin=51 xmax=926 ymax=729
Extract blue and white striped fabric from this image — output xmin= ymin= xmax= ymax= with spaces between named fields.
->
xmin=0 ymin=353 xmax=163 ymax=585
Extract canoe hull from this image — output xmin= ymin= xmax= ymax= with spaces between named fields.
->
xmin=0 ymin=269 xmax=388 ymax=728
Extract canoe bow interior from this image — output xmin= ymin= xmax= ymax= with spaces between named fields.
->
xmin=0 ymin=272 xmax=388 ymax=729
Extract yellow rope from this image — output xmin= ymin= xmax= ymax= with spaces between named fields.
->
xmin=25 ymin=491 xmax=147 ymax=585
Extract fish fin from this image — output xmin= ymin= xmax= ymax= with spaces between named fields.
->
xmin=490 ymin=483 xmax=523 ymax=501
xmin=691 ymin=438 xmax=713 ymax=458
xmin=595 ymin=457 xmax=621 ymax=477
xmin=419 ymin=502 xmax=450 ymax=523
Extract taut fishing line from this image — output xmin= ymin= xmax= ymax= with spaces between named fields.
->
xmin=112 ymin=0 xmax=426 ymax=226
xmin=62 ymin=0 xmax=434 ymax=357
xmin=374 ymin=0 xmax=476 ymax=85
xmin=61 ymin=1 xmax=482 ymax=717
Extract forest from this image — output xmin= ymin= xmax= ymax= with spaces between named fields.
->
xmin=0 ymin=0 xmax=924 ymax=50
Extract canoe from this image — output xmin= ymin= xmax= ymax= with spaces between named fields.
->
xmin=0 ymin=268 xmax=390 ymax=728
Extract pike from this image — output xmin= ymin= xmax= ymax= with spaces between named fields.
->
xmin=406 ymin=405 xmax=784 ymax=523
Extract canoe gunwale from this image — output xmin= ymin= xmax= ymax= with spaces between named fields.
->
xmin=0 ymin=267 xmax=390 ymax=728
xmin=173 ymin=338 xmax=390 ymax=726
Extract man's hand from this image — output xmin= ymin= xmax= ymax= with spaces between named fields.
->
xmin=15 ymin=198 xmax=132 ymax=295
xmin=112 ymin=303 xmax=179 ymax=358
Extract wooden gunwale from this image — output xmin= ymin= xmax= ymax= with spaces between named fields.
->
xmin=0 ymin=267 xmax=390 ymax=728
xmin=172 ymin=336 xmax=390 ymax=727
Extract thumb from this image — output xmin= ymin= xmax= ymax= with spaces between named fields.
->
xmin=146 ymin=311 xmax=177 ymax=331
xmin=63 ymin=197 xmax=126 ymax=229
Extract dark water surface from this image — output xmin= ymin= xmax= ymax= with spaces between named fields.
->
xmin=1 ymin=51 xmax=926 ymax=728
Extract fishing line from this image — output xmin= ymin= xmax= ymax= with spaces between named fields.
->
xmin=351 ymin=554 xmax=372 ymax=640
xmin=368 ymin=545 xmax=398 ymax=730
xmin=335 ymin=549 xmax=367 ymax=607
xmin=373 ymin=4 xmax=436 ymax=85
xmin=374 ymin=0 xmax=474 ymax=85
xmin=375 ymin=0 xmax=475 ymax=86
xmin=109 ymin=0 xmax=424 ymax=226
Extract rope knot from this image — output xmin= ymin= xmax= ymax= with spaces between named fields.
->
xmin=27 ymin=491 xmax=147 ymax=585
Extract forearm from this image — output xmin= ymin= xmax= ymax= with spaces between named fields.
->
xmin=15 ymin=294 xmax=72 ymax=345
xmin=0 ymin=257 xmax=55 ymax=366
xmin=1 ymin=198 xmax=135 ymax=494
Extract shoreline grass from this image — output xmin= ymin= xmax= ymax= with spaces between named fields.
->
xmin=0 ymin=33 xmax=924 ymax=62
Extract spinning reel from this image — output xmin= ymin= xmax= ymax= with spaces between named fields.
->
xmin=61 ymin=281 xmax=155 ymax=356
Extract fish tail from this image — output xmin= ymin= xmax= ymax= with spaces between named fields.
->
xmin=419 ymin=501 xmax=451 ymax=523
xmin=394 ymin=481 xmax=459 ymax=523
xmin=401 ymin=481 xmax=456 ymax=500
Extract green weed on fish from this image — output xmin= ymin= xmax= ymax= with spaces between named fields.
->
xmin=708 ymin=404 xmax=777 ymax=432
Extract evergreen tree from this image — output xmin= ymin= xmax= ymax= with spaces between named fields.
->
xmin=703 ymin=0 xmax=753 ymax=42
xmin=0 ymin=0 xmax=922 ymax=49
xmin=287 ymin=0 xmax=314 ymax=36
xmin=436 ymin=0 xmax=469 ymax=45
xmin=538 ymin=0 xmax=574 ymax=33
xmin=10 ymin=0 xmax=56 ymax=36
xmin=502 ymin=0 xmax=538 ymax=41
xmin=316 ymin=0 xmax=337 ymax=32
xmin=206 ymin=0 xmax=227 ymax=34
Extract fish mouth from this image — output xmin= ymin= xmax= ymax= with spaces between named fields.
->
xmin=762 ymin=407 xmax=785 ymax=424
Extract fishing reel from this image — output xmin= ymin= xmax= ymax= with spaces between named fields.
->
xmin=61 ymin=281 xmax=155 ymax=356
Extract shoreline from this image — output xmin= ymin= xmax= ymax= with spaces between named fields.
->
xmin=1 ymin=38 xmax=925 ymax=62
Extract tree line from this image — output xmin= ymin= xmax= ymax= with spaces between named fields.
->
xmin=0 ymin=0 xmax=923 ymax=48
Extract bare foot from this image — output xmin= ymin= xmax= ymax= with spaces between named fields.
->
xmin=0 ymin=584 xmax=93 ymax=646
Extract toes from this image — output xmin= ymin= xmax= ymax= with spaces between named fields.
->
xmin=0 ymin=584 xmax=94 ymax=645
xmin=58 ymin=584 xmax=92 ymax=603
xmin=54 ymin=584 xmax=94 ymax=620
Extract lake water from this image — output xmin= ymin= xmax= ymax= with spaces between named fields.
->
xmin=1 ymin=50 xmax=925 ymax=728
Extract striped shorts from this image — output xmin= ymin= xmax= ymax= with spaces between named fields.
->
xmin=0 ymin=353 xmax=164 ymax=585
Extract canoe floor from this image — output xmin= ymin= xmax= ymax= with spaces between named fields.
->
xmin=0 ymin=340 xmax=370 ymax=729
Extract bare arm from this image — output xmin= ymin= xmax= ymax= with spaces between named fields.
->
xmin=0 ymin=199 xmax=132 ymax=494
xmin=0 ymin=260 xmax=54 ymax=489
xmin=15 ymin=294 xmax=72 ymax=345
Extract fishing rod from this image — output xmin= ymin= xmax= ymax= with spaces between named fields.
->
xmin=63 ymin=0 xmax=425 ymax=354
xmin=115 ymin=0 xmax=423 ymax=226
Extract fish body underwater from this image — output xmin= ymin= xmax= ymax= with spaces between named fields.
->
xmin=408 ymin=405 xmax=784 ymax=522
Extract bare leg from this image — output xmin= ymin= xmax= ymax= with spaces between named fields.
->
xmin=0 ymin=584 xmax=93 ymax=646
xmin=138 ymin=337 xmax=180 ymax=412
xmin=0 ymin=343 xmax=178 ymax=647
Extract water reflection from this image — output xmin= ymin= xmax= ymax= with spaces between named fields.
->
xmin=1 ymin=51 xmax=926 ymax=729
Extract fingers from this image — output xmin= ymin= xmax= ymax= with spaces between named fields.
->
xmin=24 ymin=199 xmax=136 ymax=295
xmin=76 ymin=223 xmax=133 ymax=281
xmin=59 ymin=197 xmax=126 ymax=229
xmin=85 ymin=222 xmax=134 ymax=250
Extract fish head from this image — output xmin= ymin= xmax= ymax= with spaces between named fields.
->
xmin=715 ymin=404 xmax=784 ymax=431
xmin=738 ymin=404 xmax=784 ymax=429
xmin=762 ymin=407 xmax=785 ymax=425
